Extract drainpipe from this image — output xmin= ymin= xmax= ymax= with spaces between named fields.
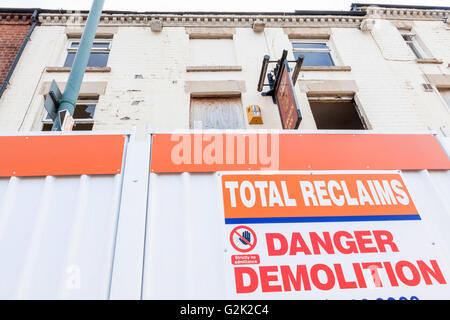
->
xmin=52 ymin=0 xmax=104 ymax=131
xmin=0 ymin=9 xmax=39 ymax=100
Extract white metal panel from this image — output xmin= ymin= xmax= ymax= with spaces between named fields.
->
xmin=142 ymin=172 xmax=227 ymax=299
xmin=0 ymin=174 xmax=123 ymax=299
xmin=1 ymin=130 xmax=449 ymax=299
xmin=402 ymin=170 xmax=450 ymax=265
xmin=109 ymin=137 xmax=151 ymax=300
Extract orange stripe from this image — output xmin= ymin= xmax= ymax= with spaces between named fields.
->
xmin=150 ymin=133 xmax=450 ymax=172
xmin=0 ymin=135 xmax=126 ymax=177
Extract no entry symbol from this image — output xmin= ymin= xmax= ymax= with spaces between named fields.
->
xmin=230 ymin=225 xmax=257 ymax=253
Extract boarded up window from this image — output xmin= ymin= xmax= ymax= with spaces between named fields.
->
xmin=190 ymin=97 xmax=245 ymax=129
xmin=309 ymin=99 xmax=366 ymax=130
xmin=189 ymin=39 xmax=237 ymax=66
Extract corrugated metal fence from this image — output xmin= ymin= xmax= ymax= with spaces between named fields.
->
xmin=0 ymin=131 xmax=449 ymax=299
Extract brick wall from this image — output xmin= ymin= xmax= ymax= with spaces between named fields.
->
xmin=0 ymin=14 xmax=33 ymax=87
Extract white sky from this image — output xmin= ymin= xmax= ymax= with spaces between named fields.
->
xmin=1 ymin=0 xmax=449 ymax=12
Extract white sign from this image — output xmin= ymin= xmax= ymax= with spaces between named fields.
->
xmin=221 ymin=172 xmax=450 ymax=300
xmin=59 ymin=110 xmax=74 ymax=132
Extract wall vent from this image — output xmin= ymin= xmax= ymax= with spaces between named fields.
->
xmin=422 ymin=83 xmax=433 ymax=92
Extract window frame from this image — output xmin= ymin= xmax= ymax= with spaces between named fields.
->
xmin=189 ymin=96 xmax=246 ymax=130
xmin=307 ymin=95 xmax=369 ymax=130
xmin=64 ymin=39 xmax=112 ymax=67
xmin=42 ymin=100 xmax=97 ymax=130
xmin=291 ymin=39 xmax=338 ymax=67
xmin=400 ymin=31 xmax=428 ymax=60
xmin=437 ymin=88 xmax=450 ymax=111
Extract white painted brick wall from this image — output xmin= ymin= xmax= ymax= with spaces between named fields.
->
xmin=0 ymin=18 xmax=449 ymax=139
xmin=370 ymin=19 xmax=416 ymax=61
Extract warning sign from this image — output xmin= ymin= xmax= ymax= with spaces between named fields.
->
xmin=230 ymin=226 xmax=257 ymax=253
xmin=221 ymin=172 xmax=450 ymax=300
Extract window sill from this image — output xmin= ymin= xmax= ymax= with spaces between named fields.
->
xmin=186 ymin=66 xmax=242 ymax=72
xmin=416 ymin=58 xmax=443 ymax=64
xmin=301 ymin=66 xmax=351 ymax=72
xmin=45 ymin=66 xmax=111 ymax=73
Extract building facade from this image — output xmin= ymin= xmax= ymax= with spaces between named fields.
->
xmin=0 ymin=3 xmax=450 ymax=300
xmin=0 ymin=4 xmax=449 ymax=139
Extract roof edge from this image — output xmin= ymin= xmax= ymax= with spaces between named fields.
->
xmin=351 ymin=3 xmax=450 ymax=11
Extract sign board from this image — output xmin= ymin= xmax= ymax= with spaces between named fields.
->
xmin=275 ymin=61 xmax=301 ymax=130
xmin=44 ymin=79 xmax=61 ymax=121
xmin=58 ymin=109 xmax=74 ymax=132
xmin=221 ymin=172 xmax=450 ymax=300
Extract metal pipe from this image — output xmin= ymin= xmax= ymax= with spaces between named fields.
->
xmin=0 ymin=9 xmax=39 ymax=100
xmin=52 ymin=0 xmax=104 ymax=131
xmin=257 ymin=55 xmax=270 ymax=92
xmin=291 ymin=56 xmax=304 ymax=85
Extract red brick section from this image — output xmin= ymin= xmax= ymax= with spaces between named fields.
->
xmin=0 ymin=13 xmax=33 ymax=86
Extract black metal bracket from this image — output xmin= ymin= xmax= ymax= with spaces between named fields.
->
xmin=257 ymin=50 xmax=303 ymax=104
xmin=48 ymin=90 xmax=60 ymax=108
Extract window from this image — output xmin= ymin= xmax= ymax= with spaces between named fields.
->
xmin=308 ymin=98 xmax=366 ymax=130
xmin=190 ymin=97 xmax=245 ymax=129
xmin=189 ymin=39 xmax=237 ymax=66
xmin=64 ymin=40 xmax=111 ymax=68
xmin=400 ymin=31 xmax=427 ymax=59
xmin=42 ymin=100 xmax=97 ymax=131
xmin=439 ymin=89 xmax=450 ymax=110
xmin=292 ymin=40 xmax=335 ymax=67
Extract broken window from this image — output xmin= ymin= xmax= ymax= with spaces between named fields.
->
xmin=42 ymin=100 xmax=96 ymax=131
xmin=190 ymin=97 xmax=245 ymax=129
xmin=308 ymin=98 xmax=366 ymax=130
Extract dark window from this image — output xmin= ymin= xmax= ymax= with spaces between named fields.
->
xmin=45 ymin=104 xmax=96 ymax=120
xmin=292 ymin=42 xmax=334 ymax=67
xmin=64 ymin=40 xmax=110 ymax=67
xmin=42 ymin=123 xmax=94 ymax=131
xmin=309 ymin=99 xmax=366 ymax=130
xmin=64 ymin=52 xmax=109 ymax=68
xmin=401 ymin=32 xmax=427 ymax=59
xmin=73 ymin=104 xmax=96 ymax=119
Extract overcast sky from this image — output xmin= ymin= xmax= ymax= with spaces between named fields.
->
xmin=2 ymin=0 xmax=449 ymax=12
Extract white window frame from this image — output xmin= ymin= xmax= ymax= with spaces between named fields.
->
xmin=42 ymin=100 xmax=97 ymax=129
xmin=400 ymin=31 xmax=429 ymax=60
xmin=291 ymin=39 xmax=339 ymax=67
xmin=64 ymin=39 xmax=112 ymax=67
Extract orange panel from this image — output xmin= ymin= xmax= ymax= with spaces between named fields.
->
xmin=221 ymin=173 xmax=419 ymax=220
xmin=0 ymin=135 xmax=126 ymax=177
xmin=150 ymin=133 xmax=450 ymax=172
